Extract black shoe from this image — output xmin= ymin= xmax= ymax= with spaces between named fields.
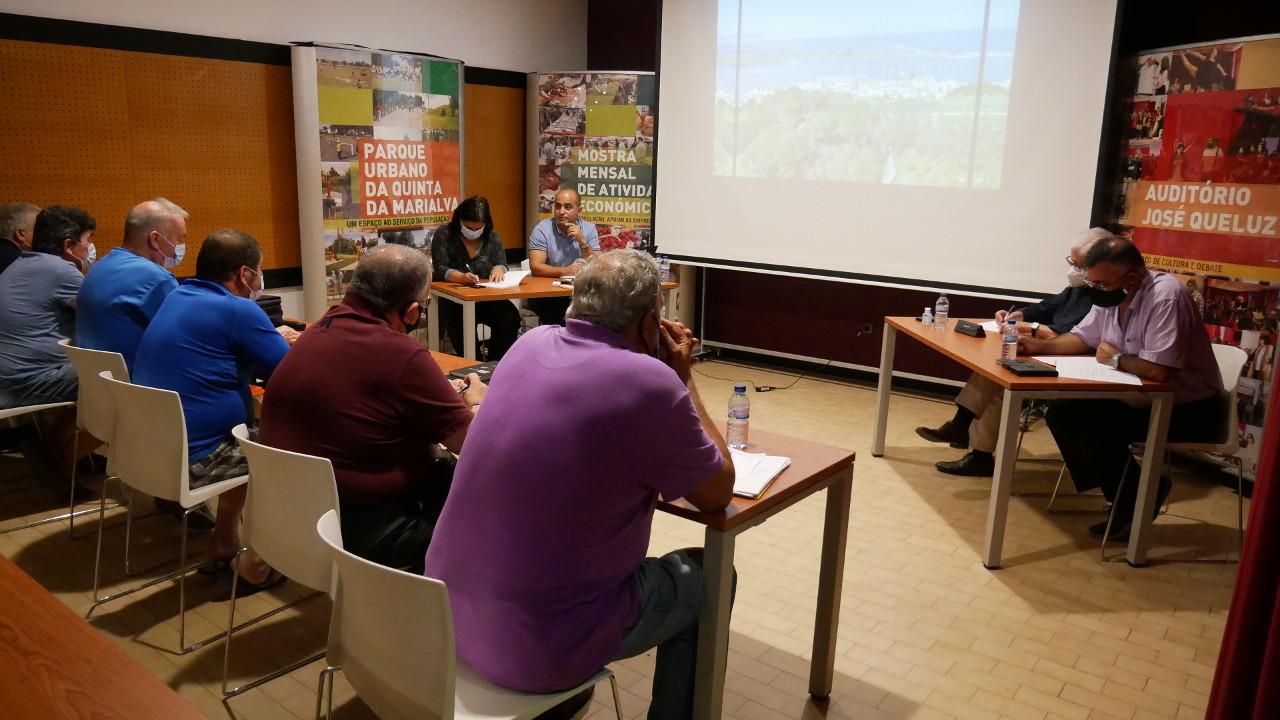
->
xmin=1088 ymin=475 xmax=1172 ymax=541
xmin=532 ymin=687 xmax=594 ymax=720
xmin=936 ymin=450 xmax=995 ymax=477
xmin=915 ymin=422 xmax=969 ymax=449
xmin=155 ymin=498 xmax=217 ymax=532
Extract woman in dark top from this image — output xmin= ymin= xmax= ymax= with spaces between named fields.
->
xmin=430 ymin=196 xmax=520 ymax=359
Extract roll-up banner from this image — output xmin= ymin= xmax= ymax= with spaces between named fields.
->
xmin=526 ymin=72 xmax=656 ymax=252
xmin=293 ymin=43 xmax=464 ymax=320
xmin=1116 ymin=34 xmax=1280 ymax=480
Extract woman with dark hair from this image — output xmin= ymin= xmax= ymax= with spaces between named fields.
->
xmin=430 ymin=196 xmax=520 ymax=359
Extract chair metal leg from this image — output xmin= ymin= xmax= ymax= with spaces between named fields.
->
xmin=317 ymin=665 xmax=340 ymax=720
xmin=222 ymin=545 xmax=324 ymax=697
xmin=607 ymin=673 xmax=623 ymax=720
xmin=1099 ymin=453 xmax=1135 ymax=562
xmin=1231 ymin=456 xmax=1245 ymax=562
xmin=1046 ymin=463 xmax=1068 ymax=513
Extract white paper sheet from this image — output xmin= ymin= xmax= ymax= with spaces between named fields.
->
xmin=1050 ymin=356 xmax=1143 ymax=385
xmin=475 ymin=270 xmax=529 ymax=289
xmin=980 ymin=321 xmax=1000 ymax=332
xmin=729 ymin=449 xmax=792 ymax=498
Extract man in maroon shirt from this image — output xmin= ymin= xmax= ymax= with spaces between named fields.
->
xmin=260 ymin=244 xmax=486 ymax=572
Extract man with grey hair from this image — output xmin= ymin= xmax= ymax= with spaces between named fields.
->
xmin=0 ymin=201 xmax=40 ymax=276
xmin=261 ymin=243 xmax=487 ymax=573
xmin=426 ymin=248 xmax=735 ymax=718
xmin=916 ymin=228 xmax=1115 ymax=477
xmin=77 ymin=198 xmax=189 ymax=373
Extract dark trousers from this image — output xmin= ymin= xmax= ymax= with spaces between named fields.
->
xmin=525 ymin=296 xmax=571 ymax=328
xmin=339 ymin=459 xmax=454 ymax=575
xmin=1045 ymin=392 xmax=1226 ymax=515
xmin=440 ymin=299 xmax=521 ymax=360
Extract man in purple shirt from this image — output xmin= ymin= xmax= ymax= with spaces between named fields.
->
xmin=1018 ymin=236 xmax=1224 ymax=540
xmin=425 ymin=249 xmax=735 ymax=719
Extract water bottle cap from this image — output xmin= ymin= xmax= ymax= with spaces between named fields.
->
xmin=733 ymin=384 xmax=747 ymax=392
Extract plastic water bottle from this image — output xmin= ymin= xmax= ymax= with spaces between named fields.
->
xmin=727 ymin=384 xmax=750 ymax=449
xmin=1001 ymin=319 xmax=1019 ymax=359
xmin=658 ymin=255 xmax=671 ymax=283
xmin=921 ymin=307 xmax=933 ymax=325
xmin=933 ymin=293 xmax=949 ymax=329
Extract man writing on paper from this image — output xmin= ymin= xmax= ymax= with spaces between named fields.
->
xmin=915 ymin=228 xmax=1111 ymax=477
xmin=262 ymin=244 xmax=487 ymax=573
xmin=525 ymin=187 xmax=599 ymax=326
xmin=1016 ymin=236 xmax=1224 ymax=540
xmin=426 ymin=249 xmax=734 ymax=719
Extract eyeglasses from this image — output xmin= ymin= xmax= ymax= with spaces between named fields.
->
xmin=1065 ymin=256 xmax=1084 ymax=272
xmin=1083 ymin=269 xmax=1130 ymax=290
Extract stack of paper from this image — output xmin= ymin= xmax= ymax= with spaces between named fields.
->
xmin=730 ymin=449 xmax=792 ymax=499
xmin=1034 ymin=356 xmax=1142 ymax=385
xmin=476 ymin=270 xmax=529 ymax=289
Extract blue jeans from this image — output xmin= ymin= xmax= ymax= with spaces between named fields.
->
xmin=615 ymin=548 xmax=736 ymax=720
xmin=0 ymin=363 xmax=77 ymax=410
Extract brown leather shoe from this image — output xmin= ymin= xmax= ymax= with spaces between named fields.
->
xmin=915 ymin=421 xmax=969 ymax=449
xmin=935 ymin=450 xmax=995 ymax=477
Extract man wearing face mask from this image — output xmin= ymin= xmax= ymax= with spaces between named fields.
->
xmin=915 ymin=228 xmax=1112 ymax=477
xmin=525 ymin=187 xmax=600 ymax=327
xmin=261 ymin=244 xmax=487 ymax=573
xmin=134 ymin=229 xmax=291 ymax=589
xmin=0 ymin=205 xmax=99 ymax=479
xmin=0 ymin=202 xmax=40 ymax=276
xmin=1017 ymin=236 xmax=1224 ymax=540
xmin=0 ymin=205 xmax=97 ymax=411
xmin=426 ymin=249 xmax=735 ymax=719
xmin=76 ymin=198 xmax=188 ymax=374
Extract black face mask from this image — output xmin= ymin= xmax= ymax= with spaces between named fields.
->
xmin=1089 ymin=287 xmax=1127 ymax=308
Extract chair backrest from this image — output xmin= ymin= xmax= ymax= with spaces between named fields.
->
xmin=316 ymin=509 xmax=457 ymax=720
xmin=1209 ymin=344 xmax=1249 ymax=451
xmin=100 ymin=370 xmax=189 ymax=504
xmin=233 ymin=424 xmax=339 ymax=592
xmin=60 ymin=339 xmax=129 ymax=442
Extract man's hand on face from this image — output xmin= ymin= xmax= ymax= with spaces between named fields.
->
xmin=659 ymin=317 xmax=697 ymax=384
xmin=562 ymin=221 xmax=584 ymax=244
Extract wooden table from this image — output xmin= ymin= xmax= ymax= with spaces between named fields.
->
xmin=428 ymin=276 xmax=678 ymax=360
xmin=659 ymin=428 xmax=855 ymax=720
xmin=0 ymin=553 xmax=207 ymax=719
xmin=871 ymin=316 xmax=1176 ymax=568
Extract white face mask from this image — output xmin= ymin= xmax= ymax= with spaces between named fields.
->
xmin=157 ymin=232 xmax=185 ymax=269
xmin=1067 ymin=268 xmax=1087 ymax=287
xmin=245 ymin=268 xmax=264 ymax=302
xmin=460 ymin=224 xmax=485 ymax=241
xmin=85 ymin=242 xmax=96 ymax=268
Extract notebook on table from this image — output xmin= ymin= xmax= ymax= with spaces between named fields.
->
xmin=447 ymin=360 xmax=499 ymax=381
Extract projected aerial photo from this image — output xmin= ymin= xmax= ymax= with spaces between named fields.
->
xmin=716 ymin=0 xmax=1018 ymax=188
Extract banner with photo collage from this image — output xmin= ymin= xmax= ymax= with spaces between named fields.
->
xmin=293 ymin=44 xmax=462 ymax=311
xmin=1116 ymin=35 xmax=1280 ymax=478
xmin=531 ymin=73 xmax=655 ymax=251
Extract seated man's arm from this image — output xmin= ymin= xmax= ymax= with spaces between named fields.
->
xmin=680 ymin=382 xmax=735 ymax=512
xmin=1017 ymin=331 xmax=1091 ymax=357
xmin=660 ymin=318 xmax=734 ymax=512
xmin=527 ymin=248 xmax=572 ymax=277
xmin=440 ymin=374 xmax=487 ymax=455
xmin=1097 ymin=342 xmax=1171 ymax=382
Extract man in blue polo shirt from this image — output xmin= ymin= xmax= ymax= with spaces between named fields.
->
xmin=526 ymin=187 xmax=600 ymax=326
xmin=135 ymin=229 xmax=292 ymax=585
xmin=77 ymin=198 xmax=187 ymax=374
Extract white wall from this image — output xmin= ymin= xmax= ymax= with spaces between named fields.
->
xmin=5 ymin=0 xmax=587 ymax=71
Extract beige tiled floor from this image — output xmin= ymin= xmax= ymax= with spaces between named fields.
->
xmin=0 ymin=358 xmax=1243 ymax=720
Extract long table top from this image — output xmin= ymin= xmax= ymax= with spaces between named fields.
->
xmin=0 ymin=554 xmax=207 ymax=719
xmin=431 ymin=276 xmax=678 ymax=302
xmin=885 ymin=316 xmax=1175 ymax=393
xmin=659 ymin=427 xmax=855 ymax=532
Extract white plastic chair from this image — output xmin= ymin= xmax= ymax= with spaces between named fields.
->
xmin=91 ymin=370 xmax=250 ymax=654
xmin=221 ymin=423 xmax=340 ymax=697
xmin=0 ymin=399 xmax=76 ymax=532
xmin=56 ymin=339 xmax=129 ymax=536
xmin=1101 ymin=344 xmax=1250 ymax=560
xmin=314 ymin=510 xmax=622 ymax=720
